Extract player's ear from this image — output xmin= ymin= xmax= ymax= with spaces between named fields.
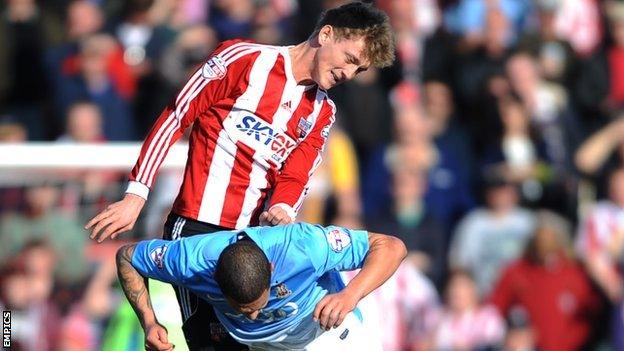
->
xmin=318 ymin=25 xmax=333 ymax=45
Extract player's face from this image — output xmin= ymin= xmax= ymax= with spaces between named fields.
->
xmin=227 ymin=288 xmax=270 ymax=320
xmin=312 ymin=26 xmax=370 ymax=90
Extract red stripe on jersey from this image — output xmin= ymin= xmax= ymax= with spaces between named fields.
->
xmin=219 ymin=142 xmax=255 ymax=227
xmin=285 ymin=88 xmax=317 ymax=139
xmin=173 ymin=116 xmax=223 ymax=216
xmin=254 ymin=54 xmax=286 ymax=121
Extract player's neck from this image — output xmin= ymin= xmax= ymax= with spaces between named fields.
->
xmin=288 ymin=41 xmax=316 ymax=86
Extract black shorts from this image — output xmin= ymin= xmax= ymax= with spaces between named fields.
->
xmin=163 ymin=212 xmax=249 ymax=351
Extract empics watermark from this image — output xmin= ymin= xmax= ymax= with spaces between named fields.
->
xmin=3 ymin=311 xmax=10 ymax=348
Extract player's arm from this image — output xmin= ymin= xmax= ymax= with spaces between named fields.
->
xmin=261 ymin=102 xmax=335 ymax=226
xmin=313 ymin=231 xmax=407 ymax=330
xmin=86 ymin=40 xmax=251 ymax=242
xmin=116 ymin=244 xmax=174 ymax=351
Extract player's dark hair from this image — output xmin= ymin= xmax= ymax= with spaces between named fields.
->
xmin=311 ymin=1 xmax=395 ymax=68
xmin=214 ymin=240 xmax=271 ymax=304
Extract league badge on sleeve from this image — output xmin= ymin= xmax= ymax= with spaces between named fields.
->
xmin=149 ymin=245 xmax=168 ymax=269
xmin=202 ymin=56 xmax=227 ymax=80
xmin=326 ymin=228 xmax=351 ymax=252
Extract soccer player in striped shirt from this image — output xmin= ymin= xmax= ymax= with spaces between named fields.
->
xmin=86 ymin=2 xmax=395 ymax=349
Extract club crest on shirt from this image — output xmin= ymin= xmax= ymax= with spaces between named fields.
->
xmin=296 ymin=117 xmax=313 ymax=138
xmin=326 ymin=229 xmax=351 ymax=252
xmin=202 ymin=56 xmax=227 ymax=80
xmin=274 ymin=283 xmax=292 ymax=298
xmin=149 ymin=245 xmax=168 ymax=269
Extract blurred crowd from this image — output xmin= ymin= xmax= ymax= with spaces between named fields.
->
xmin=1 ymin=0 xmax=624 ymax=350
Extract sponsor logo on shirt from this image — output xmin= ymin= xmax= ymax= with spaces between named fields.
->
xmin=149 ymin=245 xmax=168 ymax=269
xmin=233 ymin=115 xmax=298 ymax=164
xmin=326 ymin=229 xmax=351 ymax=253
xmin=202 ymin=56 xmax=227 ymax=80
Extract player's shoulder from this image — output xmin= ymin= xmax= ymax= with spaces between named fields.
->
xmin=212 ymin=39 xmax=283 ymax=65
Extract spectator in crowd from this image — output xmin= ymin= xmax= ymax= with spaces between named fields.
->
xmin=431 ymin=270 xmax=506 ymax=350
xmin=0 ymin=244 xmax=62 ymax=351
xmin=480 ymin=94 xmax=552 ymax=207
xmin=506 ymin=52 xmax=581 ymax=176
xmin=517 ymin=0 xmax=577 ymax=88
xmin=56 ymin=34 xmax=136 ymax=141
xmin=453 ymin=7 xmax=512 ymax=124
xmin=576 ymin=167 xmax=624 ymax=349
xmin=0 ymin=0 xmax=62 ymax=140
xmin=491 ymin=210 xmax=602 ymax=351
xmin=422 ymin=80 xmax=475 ymax=231
xmin=56 ymin=102 xmax=124 ymax=224
xmin=343 ymin=261 xmax=441 ymax=351
xmin=367 ymin=163 xmax=446 ymax=288
xmin=362 ymin=92 xmax=435 ymax=218
xmin=114 ymin=0 xmax=176 ymax=135
xmin=0 ymin=183 xmax=89 ymax=284
xmin=449 ymin=172 xmax=535 ymax=295
xmin=46 ymin=0 xmax=105 ymax=135
xmin=159 ymin=24 xmax=218 ymax=92
xmin=57 ymin=102 xmax=105 ymax=143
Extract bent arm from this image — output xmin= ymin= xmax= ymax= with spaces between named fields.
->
xmin=116 ymin=244 xmax=157 ymax=328
xmin=343 ymin=232 xmax=407 ymax=300
xmin=575 ymin=120 xmax=623 ymax=175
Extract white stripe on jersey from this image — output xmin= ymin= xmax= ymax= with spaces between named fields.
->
xmin=235 ymin=162 xmax=269 ymax=228
xmin=197 ymin=129 xmax=236 ymax=223
xmin=197 ymin=49 xmax=279 ymax=225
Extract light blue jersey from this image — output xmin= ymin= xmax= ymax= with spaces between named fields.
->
xmin=131 ymin=223 xmax=369 ymax=347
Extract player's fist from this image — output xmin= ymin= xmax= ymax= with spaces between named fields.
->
xmin=313 ymin=290 xmax=360 ymax=331
xmin=85 ymin=193 xmax=145 ymax=243
xmin=259 ymin=205 xmax=294 ymax=226
xmin=144 ymin=323 xmax=174 ymax=351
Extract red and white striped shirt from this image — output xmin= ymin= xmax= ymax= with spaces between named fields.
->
xmin=126 ymin=40 xmax=336 ymax=229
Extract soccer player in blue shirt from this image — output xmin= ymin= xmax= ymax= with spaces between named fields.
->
xmin=116 ymin=222 xmax=406 ymax=350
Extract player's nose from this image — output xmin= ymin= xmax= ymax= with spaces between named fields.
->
xmin=245 ymin=310 xmax=260 ymax=320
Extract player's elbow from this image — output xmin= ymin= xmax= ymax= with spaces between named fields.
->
xmin=116 ymin=244 xmax=137 ymax=268
xmin=390 ymin=236 xmax=408 ymax=262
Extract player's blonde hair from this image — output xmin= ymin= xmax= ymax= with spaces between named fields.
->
xmin=311 ymin=2 xmax=395 ymax=68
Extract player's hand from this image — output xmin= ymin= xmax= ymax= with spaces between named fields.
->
xmin=259 ymin=206 xmax=293 ymax=226
xmin=85 ymin=193 xmax=145 ymax=243
xmin=313 ymin=290 xmax=360 ymax=331
xmin=144 ymin=322 xmax=174 ymax=351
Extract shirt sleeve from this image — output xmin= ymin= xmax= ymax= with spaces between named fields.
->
xmin=268 ymin=99 xmax=336 ymax=216
xmin=302 ymin=224 xmax=370 ymax=274
xmin=126 ymin=39 xmax=256 ymax=200
xmin=131 ymin=239 xmax=193 ymax=285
